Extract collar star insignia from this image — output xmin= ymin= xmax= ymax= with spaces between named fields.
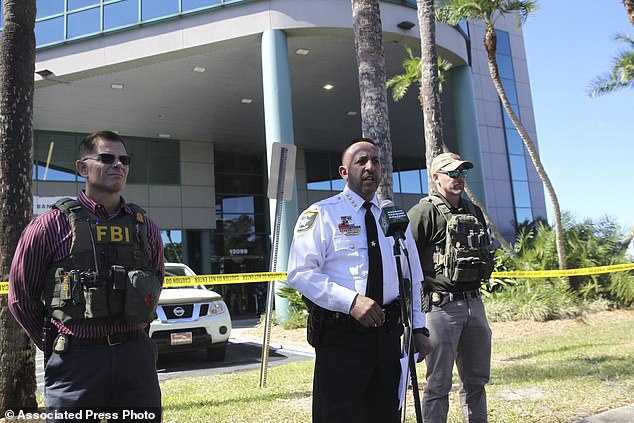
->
xmin=371 ymin=241 xmax=376 ymax=247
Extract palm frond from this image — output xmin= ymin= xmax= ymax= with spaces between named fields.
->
xmin=588 ymin=31 xmax=634 ymax=97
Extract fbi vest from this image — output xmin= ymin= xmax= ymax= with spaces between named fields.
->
xmin=43 ymin=198 xmax=161 ymax=324
xmin=424 ymin=195 xmax=494 ymax=285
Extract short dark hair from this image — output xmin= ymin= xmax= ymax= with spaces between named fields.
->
xmin=341 ymin=137 xmax=377 ymax=163
xmin=78 ymin=131 xmax=127 ymax=159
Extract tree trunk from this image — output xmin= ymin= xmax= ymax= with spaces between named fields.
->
xmin=624 ymin=0 xmax=634 ymax=27
xmin=463 ymin=183 xmax=517 ymax=258
xmin=416 ymin=0 xmax=444 ymax=192
xmin=0 ymin=0 xmax=38 ymax=413
xmin=351 ymin=0 xmax=394 ymax=201
xmin=483 ymin=25 xmax=567 ymax=270
xmin=414 ymin=1 xmax=516 ymax=257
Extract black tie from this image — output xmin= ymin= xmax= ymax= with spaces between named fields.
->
xmin=363 ymin=201 xmax=383 ymax=306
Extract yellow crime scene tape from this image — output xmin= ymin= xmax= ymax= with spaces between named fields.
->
xmin=491 ymin=262 xmax=634 ymax=279
xmin=163 ymin=272 xmax=288 ymax=288
xmin=0 ymin=272 xmax=288 ymax=294
xmin=0 ymin=264 xmax=632 ymax=294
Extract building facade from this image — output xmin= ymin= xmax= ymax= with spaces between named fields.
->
xmin=9 ymin=0 xmax=546 ymax=314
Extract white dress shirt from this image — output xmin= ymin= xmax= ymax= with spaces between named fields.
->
xmin=287 ymin=186 xmax=426 ymax=329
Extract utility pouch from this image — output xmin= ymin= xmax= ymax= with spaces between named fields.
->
xmin=125 ymin=270 xmax=161 ymax=323
xmin=108 ymin=265 xmax=127 ymax=316
xmin=449 ymin=254 xmax=483 ymax=282
xmin=59 ymin=272 xmax=72 ymax=301
xmin=83 ymin=284 xmax=110 ymax=319
xmin=69 ymin=270 xmax=83 ymax=305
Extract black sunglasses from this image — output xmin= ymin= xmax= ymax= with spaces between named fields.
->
xmin=439 ymin=169 xmax=468 ymax=178
xmin=83 ymin=153 xmax=131 ymax=165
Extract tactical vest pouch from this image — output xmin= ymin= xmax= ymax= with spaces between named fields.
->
xmin=125 ymin=270 xmax=161 ymax=323
xmin=83 ymin=285 xmax=110 ymax=319
xmin=441 ymin=213 xmax=494 ymax=284
xmin=107 ymin=265 xmax=127 ymax=316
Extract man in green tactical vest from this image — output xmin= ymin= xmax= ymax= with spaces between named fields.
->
xmin=408 ymin=152 xmax=494 ymax=423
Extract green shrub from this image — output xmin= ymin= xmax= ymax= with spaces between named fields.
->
xmin=494 ymin=213 xmax=634 ymax=307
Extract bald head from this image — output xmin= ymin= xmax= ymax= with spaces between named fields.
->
xmin=339 ymin=138 xmax=381 ymax=201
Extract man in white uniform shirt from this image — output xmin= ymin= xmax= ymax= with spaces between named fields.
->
xmin=287 ymin=138 xmax=432 ymax=423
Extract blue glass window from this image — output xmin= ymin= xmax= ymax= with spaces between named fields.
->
xmin=183 ymin=0 xmax=222 ymax=12
xmin=147 ymin=139 xmax=180 ymax=184
xmin=222 ymin=196 xmax=254 ymax=214
xmin=35 ymin=17 xmax=65 ymax=46
xmin=125 ymin=138 xmax=147 ymax=184
xmin=68 ymin=0 xmax=100 ymax=11
xmin=505 ymin=129 xmax=524 ymax=155
xmin=457 ymin=20 xmax=469 ymax=37
xmin=512 ymin=181 xmax=531 ymax=208
xmin=34 ymin=132 xmax=79 ymax=182
xmin=67 ymin=7 xmax=101 ymax=38
xmin=104 ymin=0 xmax=139 ymax=30
xmin=503 ymin=105 xmax=520 ymax=128
xmin=495 ymin=30 xmax=511 ymax=55
xmin=509 ymin=155 xmax=528 ymax=181
xmin=515 ymin=208 xmax=533 ymax=225
xmin=393 ymin=173 xmax=400 ymax=193
xmin=399 ymin=169 xmax=422 ymax=194
xmin=141 ymin=0 xmax=179 ymax=21
xmin=421 ymin=169 xmax=429 ymax=194
xmin=36 ymin=0 xmax=64 ymax=19
xmin=500 ymin=78 xmax=518 ymax=105
xmin=305 ymin=151 xmax=331 ymax=191
xmin=496 ymin=54 xmax=515 ymax=80
xmin=307 ymin=180 xmax=331 ymax=190
xmin=332 ymin=179 xmax=345 ymax=191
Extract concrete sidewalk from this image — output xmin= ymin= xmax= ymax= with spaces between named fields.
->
xmin=573 ymin=404 xmax=634 ymax=423
xmin=230 ymin=316 xmax=315 ymax=356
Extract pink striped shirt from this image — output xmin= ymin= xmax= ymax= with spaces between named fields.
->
xmin=8 ymin=191 xmax=164 ymax=350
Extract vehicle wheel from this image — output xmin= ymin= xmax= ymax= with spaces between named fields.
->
xmin=207 ymin=346 xmax=226 ymax=361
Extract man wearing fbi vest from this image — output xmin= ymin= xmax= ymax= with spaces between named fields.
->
xmin=9 ymin=131 xmax=164 ymax=421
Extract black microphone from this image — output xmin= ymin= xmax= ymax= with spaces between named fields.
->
xmin=379 ymin=200 xmax=410 ymax=255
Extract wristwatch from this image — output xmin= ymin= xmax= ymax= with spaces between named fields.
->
xmin=413 ymin=327 xmax=430 ymax=337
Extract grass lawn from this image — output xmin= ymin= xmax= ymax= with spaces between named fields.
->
xmin=161 ymin=310 xmax=634 ymax=422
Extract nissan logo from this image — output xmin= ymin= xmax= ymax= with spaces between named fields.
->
xmin=173 ymin=307 xmax=185 ymax=317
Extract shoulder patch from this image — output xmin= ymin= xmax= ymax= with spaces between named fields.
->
xmin=297 ymin=210 xmax=319 ymax=232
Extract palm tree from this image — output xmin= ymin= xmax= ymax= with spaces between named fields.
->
xmin=439 ymin=0 xmax=568 ymax=271
xmin=587 ymin=33 xmax=634 ymax=97
xmin=0 ymin=0 xmax=38 ymax=413
xmin=416 ymin=0 xmax=445 ymax=193
xmin=351 ymin=0 xmax=394 ymax=201
xmin=387 ymin=50 xmax=517 ymax=258
xmin=624 ymin=0 xmax=634 ymax=27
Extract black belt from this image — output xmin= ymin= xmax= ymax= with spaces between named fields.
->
xmin=69 ymin=330 xmax=142 ymax=347
xmin=429 ymin=290 xmax=480 ymax=307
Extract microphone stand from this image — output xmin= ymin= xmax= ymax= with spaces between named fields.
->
xmin=394 ymin=241 xmax=423 ymax=423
